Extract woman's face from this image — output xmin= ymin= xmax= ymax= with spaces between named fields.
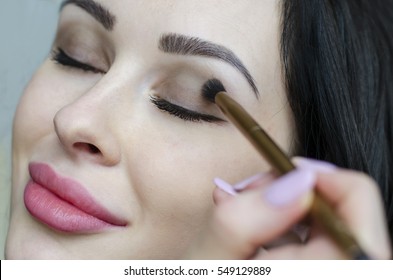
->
xmin=6 ymin=0 xmax=294 ymax=259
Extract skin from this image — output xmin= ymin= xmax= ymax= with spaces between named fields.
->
xmin=6 ymin=0 xmax=295 ymax=259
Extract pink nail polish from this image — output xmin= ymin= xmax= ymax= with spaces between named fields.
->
xmin=295 ymin=158 xmax=337 ymax=173
xmin=214 ymin=178 xmax=237 ymax=196
xmin=233 ymin=173 xmax=267 ymax=191
xmin=264 ymin=169 xmax=316 ymax=206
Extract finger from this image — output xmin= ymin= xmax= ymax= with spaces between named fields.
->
xmin=213 ymin=171 xmax=276 ymax=204
xmin=316 ymin=170 xmax=392 ymax=259
xmin=213 ymin=175 xmax=307 ymax=248
xmin=213 ymin=178 xmax=237 ymax=204
xmin=293 ymin=157 xmax=337 ymax=173
xmin=213 ymin=185 xmax=236 ymax=204
xmin=256 ymin=236 xmax=346 ymax=260
xmin=186 ymin=168 xmax=316 ymax=259
xmin=295 ymin=157 xmax=391 ymax=259
xmin=254 ymin=218 xmax=347 ymax=259
xmin=233 ymin=171 xmax=277 ymax=191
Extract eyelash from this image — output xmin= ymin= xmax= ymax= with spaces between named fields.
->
xmin=51 ymin=48 xmax=104 ymax=74
xmin=150 ymin=96 xmax=224 ymax=123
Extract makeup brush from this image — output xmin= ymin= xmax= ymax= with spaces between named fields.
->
xmin=204 ymin=78 xmax=370 ymax=260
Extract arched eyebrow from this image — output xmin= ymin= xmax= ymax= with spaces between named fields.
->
xmin=60 ymin=0 xmax=116 ymax=31
xmin=159 ymin=33 xmax=259 ymax=97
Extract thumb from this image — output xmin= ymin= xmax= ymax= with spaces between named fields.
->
xmin=187 ymin=169 xmax=316 ymax=259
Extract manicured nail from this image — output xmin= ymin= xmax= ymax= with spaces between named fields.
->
xmin=264 ymin=169 xmax=316 ymax=207
xmin=214 ymin=178 xmax=237 ymax=196
xmin=294 ymin=157 xmax=337 ymax=173
xmin=233 ymin=173 xmax=267 ymax=191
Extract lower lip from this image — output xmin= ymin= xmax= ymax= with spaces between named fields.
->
xmin=24 ymin=181 xmax=112 ymax=233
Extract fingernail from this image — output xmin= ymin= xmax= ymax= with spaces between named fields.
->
xmin=233 ymin=173 xmax=267 ymax=191
xmin=214 ymin=178 xmax=237 ymax=196
xmin=264 ymin=169 xmax=316 ymax=207
xmin=294 ymin=157 xmax=337 ymax=173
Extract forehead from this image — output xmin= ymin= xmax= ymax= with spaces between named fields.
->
xmin=62 ymin=1 xmax=280 ymax=51
xmin=100 ymin=0 xmax=280 ymax=40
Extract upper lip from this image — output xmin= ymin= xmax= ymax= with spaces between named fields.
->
xmin=28 ymin=162 xmax=127 ymax=227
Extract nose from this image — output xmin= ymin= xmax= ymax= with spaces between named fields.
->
xmin=53 ymin=94 xmax=121 ymax=166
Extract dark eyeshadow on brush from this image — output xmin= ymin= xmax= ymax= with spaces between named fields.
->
xmin=201 ymin=78 xmax=226 ymax=103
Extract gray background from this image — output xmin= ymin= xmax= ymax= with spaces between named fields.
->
xmin=0 ymin=0 xmax=61 ymax=259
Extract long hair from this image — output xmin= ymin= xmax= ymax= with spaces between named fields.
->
xmin=281 ymin=0 xmax=393 ymax=240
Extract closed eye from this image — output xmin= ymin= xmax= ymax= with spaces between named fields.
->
xmin=150 ymin=96 xmax=225 ymax=123
xmin=51 ymin=48 xmax=105 ymax=74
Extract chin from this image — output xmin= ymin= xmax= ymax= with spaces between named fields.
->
xmin=5 ymin=216 xmax=72 ymax=259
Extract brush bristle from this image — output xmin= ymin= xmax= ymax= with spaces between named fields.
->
xmin=202 ymin=78 xmax=226 ymax=103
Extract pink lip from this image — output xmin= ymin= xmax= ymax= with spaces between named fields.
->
xmin=24 ymin=162 xmax=127 ymax=233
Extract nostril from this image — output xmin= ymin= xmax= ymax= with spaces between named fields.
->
xmin=88 ymin=144 xmax=100 ymax=154
xmin=73 ymin=142 xmax=101 ymax=155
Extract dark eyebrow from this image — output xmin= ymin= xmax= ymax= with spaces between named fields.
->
xmin=60 ymin=0 xmax=116 ymax=31
xmin=159 ymin=33 xmax=259 ymax=96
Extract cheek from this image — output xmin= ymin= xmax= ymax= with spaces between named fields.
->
xmin=13 ymin=63 xmax=67 ymax=153
xmin=14 ymin=74 xmax=54 ymax=151
xmin=123 ymin=122 xmax=267 ymax=229
xmin=11 ymin=66 xmax=53 ymax=213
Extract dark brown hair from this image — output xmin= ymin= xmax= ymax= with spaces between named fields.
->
xmin=281 ymin=0 xmax=393 ymax=240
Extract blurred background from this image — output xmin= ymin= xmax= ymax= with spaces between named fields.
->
xmin=0 ymin=0 xmax=61 ymax=259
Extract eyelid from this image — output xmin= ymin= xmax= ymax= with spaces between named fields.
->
xmin=150 ymin=96 xmax=226 ymax=123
